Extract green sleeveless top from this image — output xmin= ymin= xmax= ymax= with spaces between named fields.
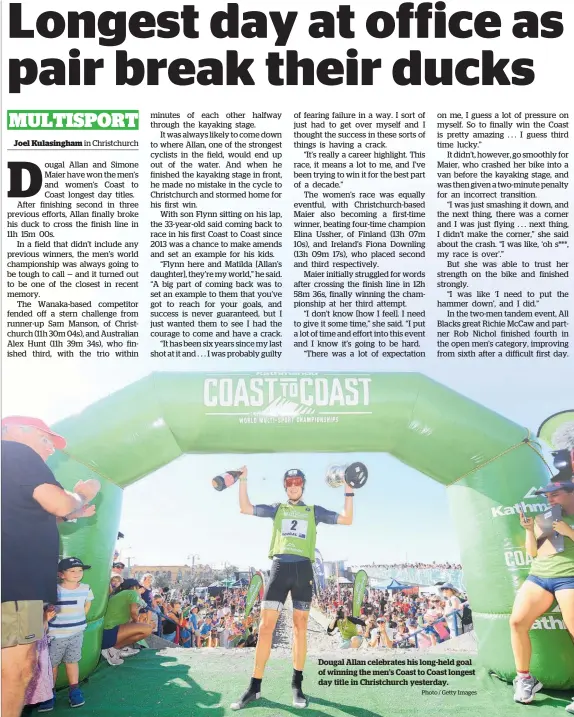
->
xmin=530 ymin=519 xmax=574 ymax=578
xmin=337 ymin=617 xmax=359 ymax=640
xmin=268 ymin=504 xmax=317 ymax=561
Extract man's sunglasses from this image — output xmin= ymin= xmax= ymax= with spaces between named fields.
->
xmin=285 ymin=476 xmax=304 ymax=488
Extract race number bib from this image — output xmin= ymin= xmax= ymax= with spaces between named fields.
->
xmin=281 ymin=518 xmax=308 ymax=540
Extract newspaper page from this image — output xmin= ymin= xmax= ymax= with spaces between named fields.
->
xmin=2 ymin=1 xmax=574 ymax=715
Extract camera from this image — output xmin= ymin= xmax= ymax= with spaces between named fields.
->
xmin=336 ymin=608 xmax=345 ymax=621
xmin=552 ymin=449 xmax=574 ymax=478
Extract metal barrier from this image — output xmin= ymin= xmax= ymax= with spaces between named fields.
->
xmin=149 ymin=607 xmax=192 ymax=645
xmin=392 ymin=604 xmax=470 ymax=648
xmin=149 ymin=608 xmax=255 ymax=648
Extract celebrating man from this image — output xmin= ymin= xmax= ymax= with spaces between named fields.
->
xmin=231 ymin=466 xmax=354 ymax=710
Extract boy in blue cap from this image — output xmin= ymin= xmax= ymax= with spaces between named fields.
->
xmin=48 ymin=558 xmax=94 ymax=709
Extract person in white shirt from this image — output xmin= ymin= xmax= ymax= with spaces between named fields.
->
xmin=440 ymin=584 xmax=463 ymax=636
xmin=367 ymin=617 xmax=393 ymax=648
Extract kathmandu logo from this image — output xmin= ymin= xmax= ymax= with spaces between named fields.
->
xmin=245 ymin=574 xmax=263 ymax=618
xmin=527 ymin=602 xmax=567 ymax=630
xmin=282 ymin=507 xmax=306 ymax=519
xmin=203 ymin=375 xmax=372 ymax=417
xmin=532 ymin=614 xmax=567 ymax=630
xmin=246 ymin=582 xmax=259 ymax=604
xmin=491 ymin=487 xmax=547 ymax=518
xmin=355 ymin=574 xmax=367 ymax=593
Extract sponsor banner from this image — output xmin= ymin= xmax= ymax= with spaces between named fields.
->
xmin=352 ymin=569 xmax=368 ymax=618
xmin=245 ymin=573 xmax=263 ymax=618
xmin=258 ymin=572 xmax=265 ymax=601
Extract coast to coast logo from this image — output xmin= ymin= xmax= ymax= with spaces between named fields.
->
xmin=203 ymin=374 xmax=372 ymax=424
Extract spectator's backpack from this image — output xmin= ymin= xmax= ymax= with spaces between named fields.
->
xmin=461 ymin=605 xmax=473 ymax=626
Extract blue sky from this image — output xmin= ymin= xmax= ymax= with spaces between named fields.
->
xmin=4 ymin=361 xmax=564 ymax=571
xmin=119 ymin=450 xmax=455 ymax=569
xmin=111 ymin=366 xmax=562 ymax=571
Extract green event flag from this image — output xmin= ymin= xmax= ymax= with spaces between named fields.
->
xmin=245 ymin=573 xmax=263 ymax=618
xmin=353 ymin=570 xmax=368 ymax=618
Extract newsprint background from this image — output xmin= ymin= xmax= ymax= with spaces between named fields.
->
xmin=1 ymin=0 xmax=572 ymax=423
xmin=2 ymin=0 xmax=574 ymax=715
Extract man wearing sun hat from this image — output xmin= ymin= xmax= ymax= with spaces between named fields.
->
xmin=1 ymin=416 xmax=101 ymax=717
xmin=439 ymin=583 xmax=463 ymax=637
xmin=111 ymin=561 xmax=126 ymax=578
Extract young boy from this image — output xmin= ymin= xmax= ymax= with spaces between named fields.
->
xmin=48 ymin=558 xmax=94 ymax=708
xmin=198 ymin=618 xmax=211 ymax=647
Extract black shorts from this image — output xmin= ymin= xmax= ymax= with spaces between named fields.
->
xmin=262 ymin=559 xmax=314 ymax=612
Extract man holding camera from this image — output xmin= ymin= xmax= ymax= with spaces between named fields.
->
xmin=231 ymin=465 xmax=354 ymax=710
xmin=367 ymin=616 xmax=394 ymax=649
xmin=327 ymin=606 xmax=366 ymax=649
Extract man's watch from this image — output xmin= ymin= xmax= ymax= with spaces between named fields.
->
xmin=345 ymin=492 xmax=355 ymax=497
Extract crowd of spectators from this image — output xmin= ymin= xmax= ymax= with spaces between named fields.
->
xmin=135 ymin=584 xmax=261 ymax=650
xmin=314 ymin=581 xmax=472 ymax=649
xmin=351 ymin=561 xmax=462 ymax=571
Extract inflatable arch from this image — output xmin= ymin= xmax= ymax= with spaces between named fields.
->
xmin=49 ymin=372 xmax=573 ymax=689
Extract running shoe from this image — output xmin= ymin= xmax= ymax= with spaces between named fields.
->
xmin=565 ymin=698 xmax=574 ymax=714
xmin=230 ymin=687 xmax=261 ymax=710
xmin=120 ymin=647 xmax=140 ymax=657
xmin=292 ymin=684 xmax=308 ymax=708
xmin=101 ymin=648 xmax=124 ymax=666
xmin=36 ymin=696 xmax=55 ymax=712
xmin=513 ymin=675 xmax=542 ymax=704
xmin=68 ymin=687 xmax=85 ymax=708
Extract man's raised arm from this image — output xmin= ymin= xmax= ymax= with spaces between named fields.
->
xmin=238 ymin=466 xmax=254 ymax=515
xmin=336 ymin=481 xmax=354 ymax=525
xmin=33 ymin=478 xmax=100 ymax=518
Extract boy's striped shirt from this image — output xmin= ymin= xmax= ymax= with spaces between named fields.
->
xmin=48 ymin=583 xmax=94 ymax=638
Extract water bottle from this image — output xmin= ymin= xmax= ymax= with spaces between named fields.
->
xmin=212 ymin=470 xmax=242 ymax=491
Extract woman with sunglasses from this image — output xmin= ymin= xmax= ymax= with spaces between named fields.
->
xmin=231 ymin=465 xmax=354 ymax=710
